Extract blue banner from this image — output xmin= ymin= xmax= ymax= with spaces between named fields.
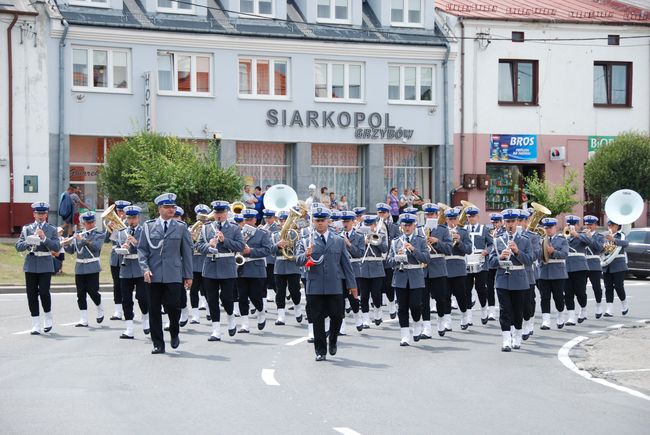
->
xmin=489 ymin=134 xmax=537 ymax=162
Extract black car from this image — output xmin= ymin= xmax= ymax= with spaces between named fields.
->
xmin=626 ymin=228 xmax=650 ymax=279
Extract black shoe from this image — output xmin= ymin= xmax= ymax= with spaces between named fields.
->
xmin=206 ymin=315 xmax=212 ymax=321
xmin=603 ymin=312 xmax=613 ymax=317
xmin=445 ymin=327 xmax=452 ymax=332
xmin=566 ymin=321 xmax=576 ymax=326
xmin=288 ymin=306 xmax=294 ymax=310
xmin=345 ymin=307 xmax=352 ymax=314
xmin=540 ymin=325 xmax=550 ymax=330
xmin=143 ymin=328 xmax=150 ymax=335
xmin=529 ymin=330 xmax=534 ymax=337
xmin=228 ymin=327 xmax=237 ymax=336
xmin=120 ymin=333 xmax=134 ymax=339
xmin=356 ymin=325 xmax=363 ymax=332
xmin=110 ymin=315 xmax=121 ymax=321
xmin=296 ymin=315 xmax=303 ymax=323
xmin=308 ymin=337 xmax=315 ymax=343
xmin=164 ymin=326 xmax=170 ymax=332
xmin=375 ymin=319 xmax=383 ymax=326
xmin=522 ymin=333 xmax=529 ymax=341
xmin=461 ymin=324 xmax=468 ymax=331
xmin=438 ymin=330 xmax=445 ymax=337
xmin=413 ymin=334 xmax=420 ymax=342
xmin=198 ymin=307 xmax=206 ymax=311
xmin=179 ymin=320 xmax=188 ymax=327
xmin=239 ymin=328 xmax=250 ymax=334
xmin=258 ymin=320 xmax=266 ymax=331
xmin=171 ymin=335 xmax=180 ymax=349
xmin=190 ymin=320 xmax=199 ymax=325
xmin=400 ymin=341 xmax=409 ymax=347
xmin=622 ymin=308 xmax=629 ymax=316
xmin=315 ymin=354 xmax=326 ymax=361
xmin=207 ymin=335 xmax=221 ymax=342
xmin=75 ymin=323 xmax=88 ymax=328
xmin=557 ymin=323 xmax=564 ymax=329
xmin=151 ymin=347 xmax=165 ymax=354
xmin=30 ymin=330 xmax=40 ymax=335
xmin=470 ymin=300 xmax=476 ymax=308
xmin=329 ymin=343 xmax=337 ymax=356
xmin=502 ymin=345 xmax=511 ymax=352
xmin=44 ymin=326 xmax=52 ymax=333
xmin=362 ymin=324 xmax=370 ymax=330
xmin=96 ymin=316 xmax=104 ymax=324
xmin=595 ymin=313 xmax=602 ymax=319
xmin=578 ymin=317 xmax=586 ymax=324
xmin=251 ymin=309 xmax=256 ymax=315
xmin=420 ymin=334 xmax=432 ymax=340
xmin=481 ymin=317 xmax=488 ymax=325
xmin=275 ymin=320 xmax=285 ymax=326
xmin=390 ymin=312 xmax=396 ymax=319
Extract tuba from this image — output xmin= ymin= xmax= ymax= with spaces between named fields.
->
xmin=458 ymin=200 xmax=476 ymax=227
xmin=436 ymin=203 xmax=450 ymax=225
xmin=527 ymin=202 xmax=551 ymax=237
xmin=101 ymin=204 xmax=127 ymax=234
xmin=600 ymin=189 xmax=644 ymax=267
xmin=230 ymin=201 xmax=245 ymax=215
xmin=264 ymin=184 xmax=307 ymax=261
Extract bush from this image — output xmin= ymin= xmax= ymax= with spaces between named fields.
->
xmin=525 ymin=169 xmax=582 ymax=217
xmin=98 ymin=132 xmax=244 ymax=220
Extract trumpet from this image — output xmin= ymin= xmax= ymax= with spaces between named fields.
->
xmin=61 ymin=229 xmax=92 ymax=246
xmin=365 ymin=232 xmax=382 ymax=246
xmin=449 ymin=227 xmax=459 ymax=247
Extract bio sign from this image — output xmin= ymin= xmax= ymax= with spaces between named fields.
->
xmin=588 ymin=136 xmax=615 ymax=158
xmin=489 ymin=134 xmax=537 ymax=162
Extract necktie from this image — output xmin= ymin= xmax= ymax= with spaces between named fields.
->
xmin=320 ymin=234 xmax=326 ymax=245
xmin=129 ymin=227 xmax=135 ymax=236
xmin=217 ymin=222 xmax=222 ymax=231
xmin=163 ymin=221 xmax=168 ymax=234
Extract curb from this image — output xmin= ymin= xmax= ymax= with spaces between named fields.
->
xmin=0 ymin=284 xmax=113 ymax=294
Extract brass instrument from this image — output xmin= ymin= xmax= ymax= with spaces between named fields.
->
xmin=101 ymin=204 xmax=127 ymax=234
xmin=366 ymin=232 xmax=382 ymax=246
xmin=230 ymin=201 xmax=246 ymax=215
xmin=600 ymin=189 xmax=644 ymax=267
xmin=436 ymin=203 xmax=450 ymax=225
xmin=542 ymin=235 xmax=551 ymax=264
xmin=263 ymin=184 xmax=307 ymax=261
xmin=527 ymin=202 xmax=551 ymax=237
xmin=562 ymin=225 xmax=575 ymax=238
xmin=61 ymin=229 xmax=92 ymax=247
xmin=190 ymin=221 xmax=204 ymax=242
xmin=458 ymin=200 xmax=477 ymax=227
xmin=450 ymin=226 xmax=459 ymax=247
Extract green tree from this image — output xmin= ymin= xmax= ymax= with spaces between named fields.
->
xmin=98 ymin=132 xmax=244 ymax=220
xmin=524 ymin=169 xmax=582 ymax=217
xmin=584 ymin=132 xmax=650 ymax=199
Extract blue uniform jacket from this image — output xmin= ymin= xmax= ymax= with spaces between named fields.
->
xmin=445 ymin=227 xmax=472 ymax=278
xmin=138 ymin=219 xmax=193 ymax=283
xmin=382 ymin=219 xmax=400 ymax=270
xmin=466 ymin=223 xmax=494 ymax=272
xmin=489 ymin=232 xmax=533 ymax=290
xmin=567 ymin=234 xmax=590 ymax=273
xmin=16 ymin=222 xmax=60 ymax=274
xmin=116 ymin=225 xmax=144 ymax=279
xmin=539 ymin=235 xmax=569 ymax=280
xmin=602 ymin=231 xmax=629 ymax=274
xmin=342 ymin=229 xmax=365 ymax=278
xmin=265 ymin=222 xmax=279 ymax=265
xmin=585 ymin=231 xmax=605 ymax=271
xmin=358 ymin=232 xmax=388 ymax=279
xmin=419 ymin=224 xmax=452 ymax=279
xmin=197 ymin=220 xmax=245 ymax=280
xmin=65 ymin=229 xmax=105 ymax=275
xmin=388 ymin=233 xmax=429 ymax=289
xmin=238 ymin=229 xmax=272 ymax=278
xmin=524 ymin=230 xmax=542 ymax=283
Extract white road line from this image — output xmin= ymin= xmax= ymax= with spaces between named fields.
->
xmin=589 ymin=330 xmax=605 ymax=335
xmin=333 ymin=427 xmax=362 ymax=435
xmin=607 ymin=324 xmax=624 ymax=329
xmin=636 ymin=319 xmax=649 ymax=324
xmin=12 ymin=329 xmax=33 ymax=335
xmin=604 ymin=369 xmax=650 ymax=374
xmin=261 ymin=369 xmax=280 ymax=386
xmin=558 ymin=336 xmax=650 ymax=402
xmin=285 ymin=337 xmax=308 ymax=346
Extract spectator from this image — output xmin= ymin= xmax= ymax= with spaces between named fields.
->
xmin=242 ymin=184 xmax=257 ymax=208
xmin=329 ymin=192 xmax=337 ymax=210
xmin=320 ymin=186 xmax=329 ymax=205
xmin=59 ymin=186 xmax=75 ymax=236
xmin=254 ymin=186 xmax=264 ymax=225
xmin=412 ymin=187 xmax=424 ymax=210
xmin=69 ymin=186 xmax=88 ymax=233
xmin=399 ymin=188 xmax=414 ymax=213
xmin=338 ymin=195 xmax=349 ymax=211
xmin=387 ymin=187 xmax=400 ymax=223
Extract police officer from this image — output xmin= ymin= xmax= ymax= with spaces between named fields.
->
xmin=602 ymin=220 xmax=630 ymax=317
xmin=564 ymin=215 xmax=590 ymax=325
xmin=171 ymin=206 xmax=190 ymax=328
xmin=488 ymin=209 xmax=534 ymax=352
xmin=388 ymin=213 xmax=429 ymax=346
xmin=352 ymin=206 xmax=366 ymax=229
xmin=189 ymin=204 xmax=211 ymax=324
xmin=519 ymin=210 xmax=541 ymax=340
xmin=197 ymin=200 xmax=244 ymax=342
xmin=419 ymin=204 xmax=452 ymax=338
xmin=237 ymin=209 xmax=273 ymax=333
xmin=272 ymin=210 xmax=303 ymax=325
xmin=444 ymin=208 xmax=472 ymax=331
xmin=105 ymin=200 xmax=130 ymax=321
xmin=16 ymin=202 xmax=61 ymax=335
xmin=262 ymin=209 xmax=279 ymax=306
xmin=116 ymin=205 xmax=149 ymax=339
xmin=583 ymin=215 xmax=605 ymax=318
xmin=340 ymin=211 xmax=365 ymax=333
xmin=377 ymin=202 xmax=399 ymax=319
xmin=486 ymin=213 xmax=504 ymax=321
xmin=464 ymin=206 xmax=493 ymax=325
xmin=296 ymin=206 xmax=357 ymax=361
xmin=538 ymin=218 xmax=569 ymax=330
xmin=138 ymin=193 xmax=193 ymax=354
xmin=65 ymin=211 xmax=106 ymax=328
xmin=357 ymin=215 xmax=388 ymax=329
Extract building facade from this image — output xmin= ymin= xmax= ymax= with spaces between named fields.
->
xmin=436 ymin=0 xmax=650 ymax=225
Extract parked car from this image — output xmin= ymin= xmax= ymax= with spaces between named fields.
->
xmin=626 ymin=228 xmax=650 ymax=279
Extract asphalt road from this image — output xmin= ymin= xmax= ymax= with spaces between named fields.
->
xmin=1 ymin=280 xmax=649 ymax=435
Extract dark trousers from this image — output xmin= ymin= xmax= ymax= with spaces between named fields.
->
xmin=148 ymin=282 xmax=182 ymax=349
xmin=467 ymin=271 xmax=488 ymax=307
xmin=308 ymin=293 xmax=344 ymax=356
xmin=237 ymin=277 xmax=265 ymax=316
xmin=274 ymin=274 xmax=302 ymax=309
xmin=345 ymin=279 xmax=360 ymax=313
xmin=203 ymin=278 xmax=235 ymax=322
xmin=359 ymin=277 xmax=383 ymax=313
xmin=266 ymin=264 xmax=276 ymax=292
xmin=523 ymin=284 xmax=536 ymax=321
xmin=447 ymin=276 xmax=468 ymax=313
xmin=75 ymin=273 xmax=101 ymax=310
xmin=604 ymin=271 xmax=626 ymax=303
xmin=396 ymin=285 xmax=423 ymax=328
xmin=25 ymin=272 xmax=52 ymax=316
xmin=497 ymin=288 xmax=524 ymax=331
xmin=110 ymin=265 xmax=122 ymax=304
xmin=486 ymin=268 xmax=497 ymax=306
xmin=423 ymin=277 xmax=448 ymax=321
xmin=565 ymin=271 xmax=588 ymax=310
xmin=120 ymin=277 xmax=148 ymax=321
xmin=538 ymin=279 xmax=565 ymax=313
xmin=382 ymin=268 xmax=395 ymax=302
xmin=587 ymin=270 xmax=603 ymax=303
xmin=189 ymin=272 xmax=204 ymax=308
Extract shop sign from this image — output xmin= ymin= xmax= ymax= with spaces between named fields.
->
xmin=265 ymin=109 xmax=414 ymax=141
xmin=588 ymin=136 xmax=615 ymax=158
xmin=143 ymin=71 xmax=156 ymax=132
xmin=489 ymin=134 xmax=537 ymax=162
xmin=549 ymin=146 xmax=566 ymax=161
xmin=70 ymin=165 xmax=100 ymax=182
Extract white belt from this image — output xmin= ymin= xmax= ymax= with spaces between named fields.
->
xmin=32 ymin=251 xmax=51 ymax=257
xmin=244 ymin=257 xmax=266 ymax=263
xmin=586 ymin=255 xmax=600 ymax=260
xmin=123 ymin=254 xmax=138 ymax=260
xmin=209 ymin=253 xmax=235 ymax=259
xmin=350 ymin=257 xmax=383 ymax=263
xmin=445 ymin=256 xmax=466 ymax=261
xmin=76 ymin=257 xmax=100 ymax=264
xmin=615 ymin=254 xmax=626 ymax=259
xmin=193 ymin=252 xmax=203 ymax=256
xmin=500 ymin=265 xmax=525 ymax=270
xmin=547 ymin=259 xmax=565 ymax=264
xmin=568 ymin=253 xmax=585 ymax=257
xmin=429 ymin=254 xmax=445 ymax=259
xmin=399 ymin=264 xmax=424 ymax=270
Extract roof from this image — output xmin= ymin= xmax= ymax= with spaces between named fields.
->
xmin=53 ymin=0 xmax=447 ymax=47
xmin=436 ymin=0 xmax=650 ymax=25
xmin=0 ymin=0 xmax=37 ymax=14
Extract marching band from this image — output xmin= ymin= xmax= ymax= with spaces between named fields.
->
xmin=14 ymin=185 xmax=641 ymax=358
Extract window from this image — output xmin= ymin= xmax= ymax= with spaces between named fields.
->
xmin=239 ymin=57 xmax=289 ymax=98
xmin=157 ymin=0 xmax=193 ymax=14
xmin=317 ymin=0 xmax=350 ymax=23
xmin=608 ymin=35 xmax=620 ymax=46
xmin=312 ymin=144 xmax=363 ymax=207
xmin=486 ymin=164 xmax=543 ymax=210
xmin=594 ymin=62 xmax=632 ymax=107
xmin=236 ymin=142 xmax=290 ymax=187
xmin=512 ymin=31 xmax=525 ymax=42
xmin=72 ymin=47 xmax=130 ymax=92
xmin=388 ymin=65 xmax=434 ymax=104
xmin=157 ymin=52 xmax=212 ymax=95
xmin=68 ymin=0 xmax=109 ymax=8
xmin=314 ymin=62 xmax=363 ymax=102
xmin=498 ymin=59 xmax=538 ymax=105
xmin=384 ymin=145 xmax=431 ymax=205
xmin=391 ymin=0 xmax=422 ymax=26
xmin=240 ymin=0 xmax=273 ymax=16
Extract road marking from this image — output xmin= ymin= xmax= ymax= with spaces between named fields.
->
xmin=13 ymin=329 xmax=33 ymax=335
xmin=285 ymin=337 xmax=308 ymax=346
xmin=589 ymin=330 xmax=605 ymax=334
xmin=261 ymin=369 xmax=280 ymax=386
xmin=636 ymin=319 xmax=649 ymax=324
xmin=333 ymin=427 xmax=361 ymax=435
xmin=558 ymin=336 xmax=650 ymax=402
xmin=607 ymin=324 xmax=624 ymax=329
xmin=604 ymin=369 xmax=650 ymax=374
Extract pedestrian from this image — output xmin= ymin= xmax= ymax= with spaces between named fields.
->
xmin=563 ymin=215 xmax=590 ymax=325
xmin=105 ymin=200 xmax=130 ymax=322
xmin=338 ymin=195 xmax=349 ymax=211
xmin=443 ymin=208 xmax=473 ymax=331
xmin=15 ymin=202 xmax=61 ymax=335
xmin=189 ymin=204 xmax=211 ymax=324
xmin=72 ymin=187 xmax=90 ymax=231
xmin=602 ymin=219 xmax=630 ymax=317
xmin=411 ymin=187 xmax=424 ymax=210
xmin=58 ymin=187 xmax=75 ymax=237
xmin=464 ymin=206 xmax=493 ymax=326
xmin=538 ymin=218 xmax=569 ymax=330
xmin=272 ymin=211 xmax=304 ymax=325
xmin=357 ymin=214 xmax=388 ymax=329
xmin=254 ymin=186 xmax=264 ymax=225
xmin=329 ymin=191 xmax=337 ymax=210
xmin=320 ymin=186 xmax=329 ymax=205
xmin=486 ymin=213 xmax=504 ymax=321
xmin=399 ymin=188 xmax=414 ymax=213
xmin=519 ymin=210 xmax=541 ymax=340
xmin=340 ymin=211 xmax=364 ymax=334
xmin=242 ymin=185 xmax=257 ymax=209
xmin=386 ymin=187 xmax=400 ymax=223
xmin=377 ymin=202 xmax=398 ymax=318
xmin=137 ymin=193 xmax=193 ymax=354
xmin=582 ymin=215 xmax=606 ymax=318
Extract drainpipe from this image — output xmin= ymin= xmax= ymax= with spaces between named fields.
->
xmin=442 ymin=40 xmax=451 ymax=204
xmin=459 ymin=17 xmax=465 ymax=188
xmin=57 ymin=19 xmax=69 ymax=224
xmin=2 ymin=9 xmax=39 ymax=235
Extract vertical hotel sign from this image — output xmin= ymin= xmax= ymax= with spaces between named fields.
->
xmin=143 ymin=72 xmax=156 ymax=132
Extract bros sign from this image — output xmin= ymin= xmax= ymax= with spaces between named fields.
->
xmin=489 ymin=134 xmax=537 ymax=162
